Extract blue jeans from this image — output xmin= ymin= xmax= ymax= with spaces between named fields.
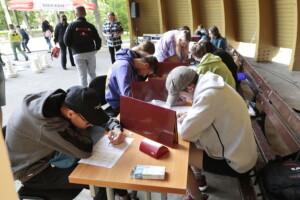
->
xmin=45 ymin=37 xmax=52 ymax=50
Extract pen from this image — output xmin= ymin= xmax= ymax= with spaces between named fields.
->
xmin=108 ymin=134 xmax=116 ymax=146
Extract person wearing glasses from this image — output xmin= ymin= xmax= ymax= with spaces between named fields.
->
xmin=5 ymin=86 xmax=131 ymax=199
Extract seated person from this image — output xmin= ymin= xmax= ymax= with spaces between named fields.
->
xmin=208 ymin=26 xmax=227 ymax=50
xmin=5 ymin=86 xmax=132 ymax=200
xmin=191 ymin=41 xmax=236 ymax=89
xmin=154 ymin=29 xmax=191 ymax=62
xmin=194 ymin=24 xmax=209 ymax=40
xmin=105 ymin=49 xmax=158 ymax=116
xmin=198 ymin=39 xmax=238 ymax=85
xmin=165 ymin=67 xmax=257 ymax=200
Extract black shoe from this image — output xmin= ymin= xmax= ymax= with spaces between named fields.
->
xmin=27 ymin=51 xmax=31 ymax=53
xmin=25 ymin=57 xmax=28 ymax=61
xmin=63 ymin=67 xmax=67 ymax=70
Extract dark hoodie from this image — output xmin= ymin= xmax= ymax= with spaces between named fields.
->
xmin=105 ymin=48 xmax=140 ymax=109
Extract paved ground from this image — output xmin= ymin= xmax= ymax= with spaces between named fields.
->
xmin=2 ymin=36 xmax=299 ymax=200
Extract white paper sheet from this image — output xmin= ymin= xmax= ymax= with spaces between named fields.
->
xmin=79 ymin=136 xmax=134 ymax=168
xmin=170 ymin=106 xmax=191 ymax=113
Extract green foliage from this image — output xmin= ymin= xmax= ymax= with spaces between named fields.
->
xmin=98 ymin=0 xmax=128 ymax=31
xmin=0 ymin=0 xmax=129 ymax=31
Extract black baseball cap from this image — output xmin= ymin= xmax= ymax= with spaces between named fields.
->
xmin=65 ymin=86 xmax=109 ymax=126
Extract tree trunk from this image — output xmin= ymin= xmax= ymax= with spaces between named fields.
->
xmin=91 ymin=0 xmax=105 ymax=44
xmin=12 ymin=10 xmax=19 ymax=25
xmin=0 ymin=0 xmax=12 ymax=28
xmin=22 ymin=11 xmax=32 ymax=36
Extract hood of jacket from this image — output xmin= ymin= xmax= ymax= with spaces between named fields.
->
xmin=115 ymin=48 xmax=139 ymax=66
xmin=195 ymin=71 xmax=225 ymax=94
xmin=200 ymin=53 xmax=223 ymax=65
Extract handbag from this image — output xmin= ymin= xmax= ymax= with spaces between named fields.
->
xmin=45 ymin=29 xmax=52 ymax=38
xmin=260 ymin=150 xmax=300 ymax=200
xmin=51 ymin=47 xmax=60 ymax=60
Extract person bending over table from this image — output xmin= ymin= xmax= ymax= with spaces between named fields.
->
xmin=191 ymin=41 xmax=236 ymax=89
xmin=154 ymin=29 xmax=191 ymax=62
xmin=5 ymin=86 xmax=135 ymax=200
xmin=105 ymin=48 xmax=158 ymax=117
xmin=165 ymin=67 xmax=257 ymax=200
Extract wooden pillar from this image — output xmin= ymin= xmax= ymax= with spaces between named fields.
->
xmin=254 ymin=0 xmax=277 ymax=62
xmin=222 ymin=0 xmax=238 ymax=47
xmin=290 ymin=0 xmax=300 ymax=70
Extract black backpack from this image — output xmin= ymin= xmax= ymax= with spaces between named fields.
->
xmin=260 ymin=150 xmax=300 ymax=200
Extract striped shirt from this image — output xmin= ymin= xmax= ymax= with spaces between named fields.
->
xmin=103 ymin=21 xmax=123 ymax=47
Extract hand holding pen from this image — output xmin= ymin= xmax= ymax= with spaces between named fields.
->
xmin=108 ymin=127 xmax=125 ymax=145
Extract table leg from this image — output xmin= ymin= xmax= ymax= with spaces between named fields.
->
xmin=144 ymin=191 xmax=151 ymax=200
xmin=160 ymin=193 xmax=167 ymax=200
xmin=89 ymin=185 xmax=99 ymax=197
xmin=106 ymin=187 xmax=114 ymax=200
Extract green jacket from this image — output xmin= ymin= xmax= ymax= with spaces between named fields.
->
xmin=196 ymin=53 xmax=236 ymax=89
xmin=8 ymin=30 xmax=22 ymax=44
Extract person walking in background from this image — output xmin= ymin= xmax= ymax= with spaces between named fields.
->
xmin=64 ymin=6 xmax=101 ymax=87
xmin=103 ymin=12 xmax=124 ymax=64
xmin=8 ymin=24 xmax=28 ymax=61
xmin=209 ymin=26 xmax=227 ymax=50
xmin=40 ymin=16 xmax=53 ymax=53
xmin=54 ymin=14 xmax=75 ymax=70
xmin=16 ymin=25 xmax=31 ymax=53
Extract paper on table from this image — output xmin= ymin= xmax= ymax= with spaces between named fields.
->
xmin=79 ymin=136 xmax=134 ymax=168
xmin=170 ymin=106 xmax=191 ymax=113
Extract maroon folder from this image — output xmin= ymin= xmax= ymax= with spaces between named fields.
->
xmin=131 ymin=79 xmax=168 ymax=102
xmin=156 ymin=62 xmax=189 ymax=78
xmin=120 ymin=96 xmax=178 ymax=147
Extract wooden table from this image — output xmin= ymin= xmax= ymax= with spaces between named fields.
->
xmin=69 ymin=128 xmax=190 ymax=200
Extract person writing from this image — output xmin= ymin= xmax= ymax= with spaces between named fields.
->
xmin=154 ymin=29 xmax=191 ymax=62
xmin=165 ymin=67 xmax=257 ymax=200
xmin=191 ymin=41 xmax=236 ymax=89
xmin=103 ymin=12 xmax=124 ymax=64
xmin=105 ymin=50 xmax=158 ymax=116
xmin=5 ymin=86 xmax=129 ymax=199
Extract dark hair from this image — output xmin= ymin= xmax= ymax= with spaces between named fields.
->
xmin=200 ymin=39 xmax=219 ymax=53
xmin=75 ymin=6 xmax=86 ymax=17
xmin=16 ymin=25 xmax=20 ymax=28
xmin=135 ymin=41 xmax=155 ymax=55
xmin=209 ymin=26 xmax=221 ymax=38
xmin=142 ymin=55 xmax=159 ymax=73
xmin=198 ymin=24 xmax=204 ymax=29
xmin=60 ymin=14 xmax=68 ymax=26
xmin=190 ymin=73 xmax=199 ymax=85
xmin=191 ymin=40 xmax=209 ymax=59
xmin=8 ymin=24 xmax=14 ymax=29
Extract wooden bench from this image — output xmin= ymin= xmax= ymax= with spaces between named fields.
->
xmin=227 ymin=46 xmax=300 ymax=200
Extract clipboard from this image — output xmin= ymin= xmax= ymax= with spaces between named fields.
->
xmin=120 ymin=96 xmax=178 ymax=147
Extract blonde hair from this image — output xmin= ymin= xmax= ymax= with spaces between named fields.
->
xmin=107 ymin=12 xmax=117 ymax=21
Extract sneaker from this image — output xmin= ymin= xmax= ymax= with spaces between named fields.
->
xmin=28 ymin=51 xmax=31 ymax=53
xmin=47 ymin=50 xmax=51 ymax=53
xmin=118 ymin=192 xmax=139 ymax=200
xmin=197 ymin=175 xmax=208 ymax=192
xmin=25 ymin=57 xmax=29 ymax=61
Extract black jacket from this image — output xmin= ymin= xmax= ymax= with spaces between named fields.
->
xmin=54 ymin=23 xmax=68 ymax=44
xmin=64 ymin=17 xmax=101 ymax=55
xmin=213 ymin=50 xmax=238 ymax=84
